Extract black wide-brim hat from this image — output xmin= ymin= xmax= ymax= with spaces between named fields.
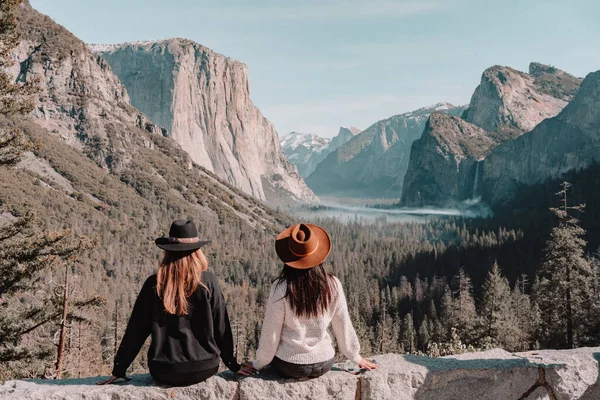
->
xmin=155 ymin=219 xmax=211 ymax=252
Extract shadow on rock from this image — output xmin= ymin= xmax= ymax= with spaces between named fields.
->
xmin=579 ymin=352 xmax=600 ymax=400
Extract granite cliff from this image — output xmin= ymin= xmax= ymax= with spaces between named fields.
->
xmin=9 ymin=2 xmax=288 ymax=225
xmin=3 ymin=348 xmax=599 ymax=399
xmin=462 ymin=64 xmax=580 ymax=138
xmin=90 ymin=40 xmax=316 ymax=204
xmin=281 ymin=127 xmax=360 ymax=178
xmin=307 ymin=103 xmax=464 ymax=198
xmin=401 ymin=113 xmax=498 ymax=206
xmin=481 ymin=70 xmax=600 ymax=205
xmin=8 ymin=1 xmax=290 ymax=226
xmin=401 ymin=63 xmax=581 ymax=207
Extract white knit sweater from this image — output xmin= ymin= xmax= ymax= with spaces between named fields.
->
xmin=252 ymin=276 xmax=362 ymax=370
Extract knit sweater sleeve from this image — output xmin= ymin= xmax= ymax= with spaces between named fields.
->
xmin=252 ymin=282 xmax=285 ymax=370
xmin=330 ymin=277 xmax=362 ymax=364
xmin=112 ymin=277 xmax=153 ymax=377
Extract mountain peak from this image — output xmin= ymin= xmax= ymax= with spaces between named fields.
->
xmin=529 ymin=62 xmax=563 ymax=77
xmin=558 ymin=70 xmax=600 ymax=128
xmin=463 ymin=63 xmax=576 ymax=136
xmin=528 ymin=62 xmax=583 ymax=102
xmin=281 ymin=132 xmax=330 ymax=151
xmin=338 ymin=126 xmax=361 ymax=136
xmin=88 ymin=40 xmax=177 ymax=54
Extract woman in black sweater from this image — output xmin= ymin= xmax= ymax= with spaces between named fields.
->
xmin=97 ymin=220 xmax=254 ymax=386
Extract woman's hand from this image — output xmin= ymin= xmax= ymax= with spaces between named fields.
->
xmin=96 ymin=375 xmax=132 ymax=385
xmin=358 ymin=358 xmax=378 ymax=370
xmin=236 ymin=361 xmax=258 ymax=376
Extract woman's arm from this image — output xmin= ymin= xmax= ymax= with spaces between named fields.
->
xmin=210 ymin=277 xmax=241 ymax=373
xmin=111 ymin=277 xmax=154 ymax=378
xmin=330 ymin=278 xmax=363 ymax=364
xmin=252 ymin=282 xmax=285 ymax=370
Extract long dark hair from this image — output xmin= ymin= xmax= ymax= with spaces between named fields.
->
xmin=277 ymin=264 xmax=334 ymax=318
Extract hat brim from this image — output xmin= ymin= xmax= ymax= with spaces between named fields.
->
xmin=275 ymin=224 xmax=331 ymax=269
xmin=154 ymin=238 xmax=211 ymax=252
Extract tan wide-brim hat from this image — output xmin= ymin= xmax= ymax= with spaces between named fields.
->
xmin=275 ymin=223 xmax=331 ymax=269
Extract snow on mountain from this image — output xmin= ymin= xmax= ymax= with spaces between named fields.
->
xmin=281 ymin=128 xmax=360 ymax=178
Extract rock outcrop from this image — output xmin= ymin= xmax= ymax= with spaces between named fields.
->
xmin=306 ymin=103 xmax=464 ymax=198
xmin=529 ymin=62 xmax=583 ymax=102
xmin=401 ymin=113 xmax=498 ymax=206
xmin=90 ymin=40 xmax=317 ymax=204
xmin=281 ymin=127 xmax=360 ymax=178
xmin=329 ymin=126 xmax=362 ymax=150
xmin=481 ymin=70 xmax=600 ymax=205
xmin=401 ymin=63 xmax=581 ymax=207
xmin=462 ymin=63 xmax=580 ymax=138
xmin=3 ymin=347 xmax=599 ymax=399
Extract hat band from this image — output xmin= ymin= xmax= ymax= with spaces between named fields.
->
xmin=289 ymin=240 xmax=319 ymax=257
xmin=168 ymin=236 xmax=200 ymax=243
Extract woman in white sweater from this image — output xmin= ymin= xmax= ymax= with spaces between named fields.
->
xmin=249 ymin=223 xmax=377 ymax=379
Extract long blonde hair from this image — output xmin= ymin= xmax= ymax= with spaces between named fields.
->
xmin=157 ymin=249 xmax=208 ymax=315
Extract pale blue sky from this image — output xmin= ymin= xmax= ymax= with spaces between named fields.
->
xmin=31 ymin=0 xmax=600 ymax=137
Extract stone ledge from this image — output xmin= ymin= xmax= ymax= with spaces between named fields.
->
xmin=1 ymin=348 xmax=599 ymax=400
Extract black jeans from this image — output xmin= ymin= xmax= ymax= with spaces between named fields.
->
xmin=151 ymin=366 xmax=219 ymax=386
xmin=271 ymin=357 xmax=334 ymax=379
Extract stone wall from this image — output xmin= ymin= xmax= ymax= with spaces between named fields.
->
xmin=2 ymin=348 xmax=599 ymax=399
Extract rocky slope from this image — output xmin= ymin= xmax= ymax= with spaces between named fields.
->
xmin=4 ymin=1 xmax=293 ymax=345
xmin=90 ymin=39 xmax=316 ymax=204
xmin=11 ymin=2 xmax=286 ymax=225
xmin=401 ymin=63 xmax=581 ymax=206
xmin=481 ymin=70 xmax=600 ymax=205
xmin=306 ymin=103 xmax=465 ymax=197
xmin=3 ymin=347 xmax=600 ymax=399
xmin=281 ymin=127 xmax=360 ymax=178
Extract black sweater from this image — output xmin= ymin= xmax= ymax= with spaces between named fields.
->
xmin=112 ymin=271 xmax=240 ymax=377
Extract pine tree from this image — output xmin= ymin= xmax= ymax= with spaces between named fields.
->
xmin=478 ymin=262 xmax=519 ymax=349
xmin=535 ymin=182 xmax=590 ymax=348
xmin=375 ymin=298 xmax=397 ymax=353
xmin=443 ymin=269 xmax=477 ymax=344
xmin=52 ymin=240 xmax=105 ymax=378
xmin=511 ymin=275 xmax=533 ymax=351
xmin=0 ymin=215 xmax=101 ymax=378
xmin=418 ymin=316 xmax=430 ymax=352
xmin=400 ymin=313 xmax=416 ymax=354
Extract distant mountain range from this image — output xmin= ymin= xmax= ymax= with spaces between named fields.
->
xmin=281 ymin=127 xmax=361 ymax=178
xmin=279 ymin=61 xmax=594 ymax=210
xmin=298 ymin=103 xmax=466 ymax=197
xmin=15 ymin=0 xmax=599 ymax=214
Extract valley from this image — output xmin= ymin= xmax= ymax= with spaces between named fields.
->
xmin=2 ymin=0 xmax=600 ymax=388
